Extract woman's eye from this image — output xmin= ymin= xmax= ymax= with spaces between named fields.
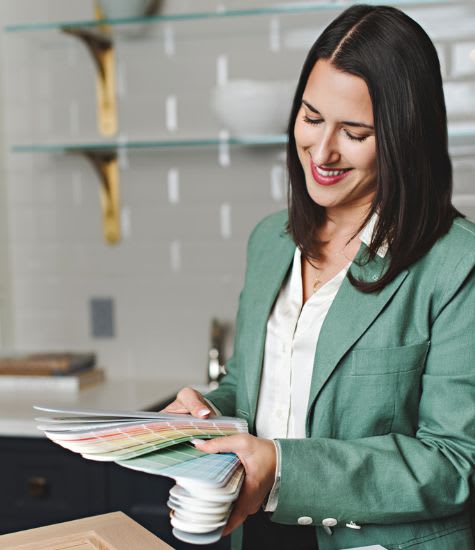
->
xmin=344 ymin=130 xmax=369 ymax=142
xmin=303 ymin=116 xmax=369 ymax=143
xmin=303 ymin=116 xmax=323 ymax=126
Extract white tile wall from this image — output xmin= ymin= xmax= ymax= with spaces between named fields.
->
xmin=0 ymin=0 xmax=473 ymax=384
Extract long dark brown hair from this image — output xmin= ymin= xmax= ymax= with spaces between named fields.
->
xmin=286 ymin=4 xmax=463 ymax=293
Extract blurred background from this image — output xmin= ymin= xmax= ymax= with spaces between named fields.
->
xmin=0 ymin=0 xmax=473 ymax=547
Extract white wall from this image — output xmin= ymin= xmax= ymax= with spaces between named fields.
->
xmin=0 ymin=0 xmax=473 ymax=383
xmin=0 ymin=7 xmax=13 ymax=349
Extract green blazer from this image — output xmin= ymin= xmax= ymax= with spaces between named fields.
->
xmin=205 ymin=209 xmax=475 ymax=550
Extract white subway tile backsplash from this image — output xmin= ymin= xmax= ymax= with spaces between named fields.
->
xmin=165 ymin=95 xmax=178 ymax=132
xmin=10 ymin=243 xmax=61 ymax=275
xmin=453 ymin=160 xmax=475 ymax=194
xmin=31 ymin=98 xmax=98 ymax=141
xmin=14 ymin=310 xmax=72 ymax=350
xmin=452 ymin=42 xmax=475 ymax=78
xmin=13 ymin=277 xmax=65 ymax=310
xmin=163 ymin=24 xmax=176 ymax=57
xmin=71 ymin=171 xmax=84 ymax=206
xmin=283 ymin=26 xmax=325 ymax=51
xmin=170 ymin=240 xmax=182 ymax=273
xmin=167 ymin=168 xmax=180 ymax=204
xmin=181 ymin=240 xmax=246 ymax=278
xmin=1 ymin=0 xmax=474 ymax=380
xmin=117 ymin=40 xmax=215 ymax=97
xmin=4 ymin=103 xmax=33 ymax=140
xmin=271 ymin=164 xmax=286 ymax=202
xmin=2 ymin=65 xmax=31 ymax=103
xmin=220 ymin=202 xmax=232 ymax=239
xmin=217 ymin=54 xmax=228 ymax=86
xmin=218 ymin=130 xmax=231 ymax=167
xmin=453 ymin=194 xmax=475 ymax=222
xmin=3 ymin=0 xmax=90 ymax=24
xmin=117 ymin=141 xmax=130 ymax=171
xmin=9 ymin=207 xmax=36 ymax=242
xmin=444 ymin=81 xmax=475 ymax=119
xmin=32 ymin=43 xmax=95 ymax=102
xmin=435 ymin=44 xmax=447 ymax=79
xmin=117 ymin=95 xmax=165 ymax=138
xmin=8 ymin=177 xmax=34 ymax=206
xmin=120 ymin=206 xmax=132 ymax=239
xmin=269 ymin=17 xmax=282 ymax=53
xmin=406 ymin=5 xmax=475 ymax=42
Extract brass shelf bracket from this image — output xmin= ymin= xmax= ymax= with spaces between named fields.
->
xmin=61 ymin=25 xmax=118 ymax=136
xmin=82 ymin=151 xmax=121 ymax=244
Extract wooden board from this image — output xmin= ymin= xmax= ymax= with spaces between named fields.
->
xmin=0 ymin=512 xmax=173 ymax=550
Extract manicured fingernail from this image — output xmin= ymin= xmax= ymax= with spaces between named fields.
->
xmin=191 ymin=439 xmax=204 ymax=446
xmin=198 ymin=408 xmax=210 ymax=417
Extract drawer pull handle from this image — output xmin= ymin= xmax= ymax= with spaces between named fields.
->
xmin=27 ymin=476 xmax=48 ymax=498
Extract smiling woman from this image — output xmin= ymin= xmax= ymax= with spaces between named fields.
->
xmin=164 ymin=4 xmax=475 ymax=550
xmin=294 ymin=59 xmax=377 ymax=215
xmin=286 ymin=4 xmax=460 ymax=295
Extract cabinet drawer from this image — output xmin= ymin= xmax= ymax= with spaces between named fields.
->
xmin=0 ymin=437 xmax=106 ymax=533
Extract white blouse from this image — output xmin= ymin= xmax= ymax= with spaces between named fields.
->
xmin=255 ymin=246 xmax=351 ymax=440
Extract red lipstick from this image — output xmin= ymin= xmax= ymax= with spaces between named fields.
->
xmin=310 ymin=159 xmax=353 ymax=186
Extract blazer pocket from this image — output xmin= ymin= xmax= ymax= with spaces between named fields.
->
xmin=351 ymin=341 xmax=430 ymax=376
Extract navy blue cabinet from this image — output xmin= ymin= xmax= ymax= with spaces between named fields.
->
xmin=0 ymin=436 xmax=230 ymax=549
xmin=0 ymin=437 xmax=106 ymax=533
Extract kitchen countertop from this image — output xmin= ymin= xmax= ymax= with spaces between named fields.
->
xmin=0 ymin=378 xmax=209 ymax=438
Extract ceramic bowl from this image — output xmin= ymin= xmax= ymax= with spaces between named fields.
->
xmin=210 ymin=79 xmax=296 ymax=136
xmin=97 ymin=0 xmax=156 ymax=19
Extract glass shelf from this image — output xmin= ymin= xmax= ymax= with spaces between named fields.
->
xmin=11 ymin=135 xmax=288 ymax=154
xmin=4 ymin=0 xmax=454 ymax=33
xmin=10 ymin=129 xmax=475 ymax=155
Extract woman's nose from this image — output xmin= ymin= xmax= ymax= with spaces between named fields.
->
xmin=313 ymin=132 xmax=340 ymax=166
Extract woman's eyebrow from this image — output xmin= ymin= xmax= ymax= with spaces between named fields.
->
xmin=301 ymin=99 xmax=374 ymax=130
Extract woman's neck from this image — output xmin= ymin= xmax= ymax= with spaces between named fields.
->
xmin=323 ymin=203 xmax=373 ymax=240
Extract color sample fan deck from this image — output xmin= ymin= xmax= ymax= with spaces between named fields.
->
xmin=34 ymin=405 xmax=247 ymax=545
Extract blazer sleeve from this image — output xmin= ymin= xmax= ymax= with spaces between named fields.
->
xmin=271 ymin=254 xmax=475 ymax=526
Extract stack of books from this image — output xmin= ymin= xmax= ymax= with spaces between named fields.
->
xmin=0 ymin=352 xmax=104 ymax=392
xmin=34 ymin=405 xmax=248 ymax=545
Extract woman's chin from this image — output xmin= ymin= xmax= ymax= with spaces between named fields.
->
xmin=305 ymin=185 xmax=342 ymax=208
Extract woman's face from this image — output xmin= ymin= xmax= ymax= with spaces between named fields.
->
xmin=294 ymin=59 xmax=377 ymax=214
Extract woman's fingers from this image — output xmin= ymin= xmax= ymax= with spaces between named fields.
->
xmin=193 ymin=434 xmax=277 ymax=536
xmin=222 ymin=501 xmax=248 ymax=536
xmin=161 ymin=387 xmax=214 ymax=418
xmin=161 ymin=402 xmax=189 ymax=414
xmin=222 ymin=481 xmax=259 ymax=536
xmin=177 ymin=387 xmax=213 ymax=417
xmin=192 ymin=434 xmax=246 ymax=454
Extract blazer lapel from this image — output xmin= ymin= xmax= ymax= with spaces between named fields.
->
xmin=244 ymin=229 xmax=296 ymax=432
xmin=305 ymin=244 xmax=408 ymax=433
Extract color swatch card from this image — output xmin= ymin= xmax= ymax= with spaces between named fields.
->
xmin=34 ymin=405 xmax=247 ymax=545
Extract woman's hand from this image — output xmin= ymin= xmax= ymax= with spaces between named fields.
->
xmin=161 ymin=386 xmax=215 ymax=418
xmin=191 ymin=434 xmax=277 ymax=536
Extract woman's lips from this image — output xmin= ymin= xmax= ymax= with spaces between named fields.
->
xmin=310 ymin=160 xmax=353 ymax=186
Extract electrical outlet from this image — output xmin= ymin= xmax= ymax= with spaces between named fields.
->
xmin=90 ymin=297 xmax=115 ymax=338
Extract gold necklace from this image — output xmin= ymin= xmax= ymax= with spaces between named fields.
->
xmin=312 ymin=270 xmax=323 ymax=293
xmin=307 ymin=238 xmax=357 ymax=293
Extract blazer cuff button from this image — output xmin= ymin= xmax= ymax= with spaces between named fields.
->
xmin=322 ymin=517 xmax=337 ymax=535
xmin=346 ymin=521 xmax=361 ymax=529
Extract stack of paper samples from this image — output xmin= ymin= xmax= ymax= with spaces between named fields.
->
xmin=34 ymin=405 xmax=248 ymax=545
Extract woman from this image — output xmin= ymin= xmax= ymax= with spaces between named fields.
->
xmin=164 ymin=4 xmax=475 ymax=549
